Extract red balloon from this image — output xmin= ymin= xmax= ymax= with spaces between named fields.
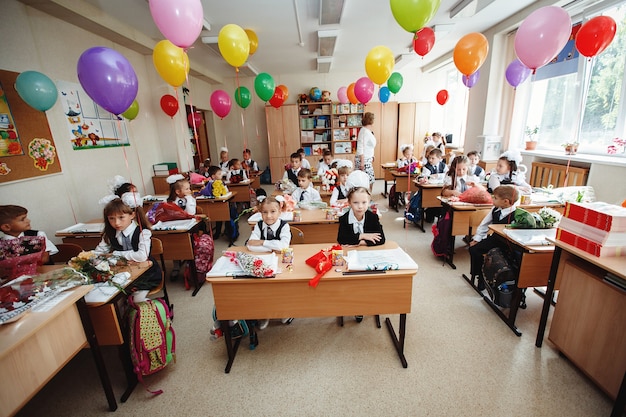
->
xmin=575 ymin=16 xmax=617 ymax=58
xmin=160 ymin=94 xmax=178 ymax=117
xmin=268 ymin=86 xmax=286 ymax=108
xmin=413 ymin=27 xmax=435 ymax=57
xmin=436 ymin=89 xmax=449 ymax=106
xmin=187 ymin=111 xmax=202 ymax=127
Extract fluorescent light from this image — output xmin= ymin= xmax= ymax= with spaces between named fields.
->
xmin=320 ymin=0 xmax=345 ymax=25
xmin=318 ymin=30 xmax=339 ymax=57
xmin=317 ymin=57 xmax=332 ymax=73
xmin=395 ymin=54 xmax=416 ymax=69
xmin=202 ymin=19 xmax=211 ymax=31
xmin=240 ymin=63 xmax=259 ymax=77
xmin=450 ymin=0 xmax=495 ymax=19
xmin=433 ymin=24 xmax=454 ymax=37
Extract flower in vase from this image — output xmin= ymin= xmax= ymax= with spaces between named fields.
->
xmin=607 ymin=137 xmax=626 ymax=154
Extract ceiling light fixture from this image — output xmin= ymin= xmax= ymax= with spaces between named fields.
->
xmin=202 ymin=18 xmax=211 ymax=31
xmin=318 ymin=30 xmax=339 ymax=57
xmin=450 ymin=0 xmax=495 ymax=19
xmin=320 ymin=0 xmax=345 ymax=25
xmin=317 ymin=57 xmax=333 ymax=73
xmin=394 ymin=54 xmax=417 ymax=70
xmin=433 ymin=24 xmax=454 ymax=37
xmin=239 ymin=63 xmax=259 ymax=77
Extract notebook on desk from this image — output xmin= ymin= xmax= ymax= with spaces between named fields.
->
xmin=56 ymin=223 xmax=104 ymax=234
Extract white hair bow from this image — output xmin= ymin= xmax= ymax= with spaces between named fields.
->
xmin=108 ymin=175 xmax=129 ymax=193
xmin=332 ymin=159 xmax=354 ymax=169
xmin=500 ymin=150 xmax=522 ymax=165
xmin=166 ymin=174 xmax=185 ymax=184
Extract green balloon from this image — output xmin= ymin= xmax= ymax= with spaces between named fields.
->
xmin=121 ymin=100 xmax=139 ymax=120
xmin=254 ymin=72 xmax=275 ymax=102
xmin=387 ymin=72 xmax=403 ymax=94
xmin=234 ymin=86 xmax=251 ymax=109
xmin=390 ymin=0 xmax=441 ymax=33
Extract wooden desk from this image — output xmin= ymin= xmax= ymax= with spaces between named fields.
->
xmin=0 ymin=285 xmax=119 ymax=415
xmin=248 ymin=209 xmax=339 ymax=244
xmin=410 ymin=182 xmax=444 ymax=232
xmin=271 ymin=189 xmax=332 ymax=205
xmin=381 ymin=163 xmax=396 ymax=197
xmin=225 ymin=179 xmax=254 ymax=203
xmin=196 ymin=192 xmax=237 ymax=222
xmin=536 ymin=239 xmax=626 ymax=416
xmin=391 ymin=171 xmax=419 ymax=193
xmin=206 ymin=242 xmax=417 ymax=373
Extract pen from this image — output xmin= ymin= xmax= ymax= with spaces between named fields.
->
xmin=342 ymin=270 xmax=387 ymax=275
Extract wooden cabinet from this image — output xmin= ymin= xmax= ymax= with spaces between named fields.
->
xmin=398 ymin=102 xmax=430 ymax=162
xmin=365 ymin=102 xmax=399 ymax=178
xmin=152 ymin=176 xmax=169 ymax=194
xmin=266 ymin=104 xmax=299 ymax=183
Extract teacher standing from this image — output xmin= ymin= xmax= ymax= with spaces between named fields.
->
xmin=355 ymin=112 xmax=376 ymax=192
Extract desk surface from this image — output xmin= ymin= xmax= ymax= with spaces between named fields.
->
xmin=248 ymin=208 xmax=338 ymax=226
xmin=550 ymin=238 xmax=626 ymax=279
xmin=488 ymin=224 xmax=556 ymax=253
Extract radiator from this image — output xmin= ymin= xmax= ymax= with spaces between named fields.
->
xmin=529 ymin=162 xmax=589 ymax=188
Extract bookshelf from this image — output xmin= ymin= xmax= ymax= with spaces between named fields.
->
xmin=331 ymin=103 xmax=364 ymax=157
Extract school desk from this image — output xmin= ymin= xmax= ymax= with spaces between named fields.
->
xmin=206 ymin=241 xmax=417 ymax=373
xmin=391 ymin=171 xmax=419 ymax=194
xmin=195 ymin=192 xmax=237 ymax=222
xmin=0 ymin=285 xmax=122 ymax=415
xmin=380 ymin=163 xmax=396 ymax=197
xmin=271 ymin=188 xmax=332 ymax=205
xmin=248 ymin=208 xmax=339 ymax=243
xmin=535 ymin=239 xmax=626 ymax=416
xmin=410 ymin=182 xmax=444 ymax=232
xmin=225 ymin=179 xmax=255 ymax=203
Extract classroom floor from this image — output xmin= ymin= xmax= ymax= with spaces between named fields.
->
xmin=16 ymin=180 xmax=616 ymax=417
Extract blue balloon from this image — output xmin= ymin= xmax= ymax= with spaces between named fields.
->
xmin=379 ymin=86 xmax=391 ymax=104
xmin=15 ymin=71 xmax=58 ymax=111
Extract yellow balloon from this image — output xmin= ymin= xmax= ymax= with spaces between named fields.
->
xmin=219 ymin=24 xmax=250 ymax=68
xmin=245 ymin=29 xmax=258 ymax=55
xmin=365 ymin=46 xmax=394 ymax=85
xmin=152 ymin=40 xmax=189 ymax=87
xmin=453 ymin=32 xmax=489 ymax=76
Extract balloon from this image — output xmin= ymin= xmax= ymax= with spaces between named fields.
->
xmin=337 ymin=86 xmax=348 ymax=104
xmin=310 ymin=87 xmax=321 ymax=101
xmin=152 ymin=40 xmax=189 ymax=87
xmin=390 ymin=0 xmax=441 ymax=33
xmin=462 ymin=70 xmax=480 ymax=88
xmin=354 ymin=77 xmax=374 ymax=104
xmin=14 ymin=71 xmax=58 ymax=111
xmin=210 ymin=90 xmax=232 ymax=118
xmin=121 ymin=100 xmax=139 ymax=120
xmin=347 ymin=83 xmax=358 ymax=104
xmin=379 ymin=86 xmax=391 ymax=104
xmin=149 ymin=0 xmax=203 ymax=49
xmin=160 ymin=94 xmax=178 ymax=117
xmin=514 ymin=6 xmax=572 ymax=71
xmin=234 ymin=86 xmax=251 ymax=108
xmin=387 ymin=72 xmax=403 ymax=94
xmin=187 ymin=111 xmax=202 ymax=127
xmin=277 ymin=84 xmax=289 ymax=102
xmin=218 ymin=24 xmax=250 ymax=68
xmin=254 ymin=73 xmax=275 ymax=102
xmin=413 ymin=27 xmax=436 ymax=57
xmin=269 ymin=87 xmax=286 ymax=108
xmin=245 ymin=29 xmax=259 ymax=55
xmin=505 ymin=59 xmax=532 ymax=88
xmin=436 ymin=89 xmax=448 ymax=106
xmin=575 ymin=16 xmax=617 ymax=58
xmin=77 ymin=47 xmax=138 ymax=115
xmin=453 ymin=32 xmax=489 ymax=76
xmin=365 ymin=46 xmax=394 ymax=85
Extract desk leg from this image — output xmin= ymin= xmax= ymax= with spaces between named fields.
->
xmin=461 ymin=274 xmax=484 ymax=295
xmin=446 ymin=236 xmax=457 ymax=269
xmin=611 ymin=371 xmax=626 ymax=417
xmin=117 ymin=299 xmax=138 ymax=403
xmin=190 ymin=261 xmax=204 ymax=297
xmin=535 ymin=246 xmax=562 ymax=348
xmin=384 ymin=314 xmax=408 ymax=368
xmin=76 ymin=299 xmax=117 ymax=412
xmin=481 ymin=289 xmax=522 ymax=337
xmin=417 ymin=207 xmax=426 ymax=233
xmin=222 ymin=321 xmax=242 ymax=374
xmin=382 ymin=179 xmax=388 ymax=198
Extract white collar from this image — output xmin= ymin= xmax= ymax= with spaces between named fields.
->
xmin=348 ymin=210 xmax=364 ymax=233
xmin=116 ymin=222 xmax=137 ymax=239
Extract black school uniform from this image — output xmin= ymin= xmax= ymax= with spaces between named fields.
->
xmin=109 ymin=228 xmax=162 ymax=291
xmin=337 ymin=210 xmax=385 ymax=247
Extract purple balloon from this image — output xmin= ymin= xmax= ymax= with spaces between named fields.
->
xmin=462 ymin=70 xmax=480 ymax=88
xmin=505 ymin=59 xmax=532 ymax=88
xmin=77 ymin=47 xmax=138 ymax=115
xmin=354 ymin=77 xmax=374 ymax=104
xmin=337 ymin=86 xmax=348 ymax=104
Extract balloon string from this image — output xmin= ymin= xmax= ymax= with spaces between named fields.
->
xmin=235 ymin=70 xmax=248 ymax=151
xmin=185 ymin=73 xmax=201 ymax=165
xmin=116 ymin=116 xmax=142 ymax=233
xmin=63 ymin=179 xmax=79 ymax=225
xmin=175 ymin=87 xmax=193 ymax=173
xmin=125 ymin=121 xmax=148 ymax=197
xmin=252 ymin=86 xmax=261 ymax=140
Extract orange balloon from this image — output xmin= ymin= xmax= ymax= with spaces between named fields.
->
xmin=347 ymin=83 xmax=358 ymax=104
xmin=453 ymin=32 xmax=489 ymax=76
xmin=277 ymin=84 xmax=289 ymax=102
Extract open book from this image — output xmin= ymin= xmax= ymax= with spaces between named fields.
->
xmin=345 ymin=247 xmax=418 ymax=271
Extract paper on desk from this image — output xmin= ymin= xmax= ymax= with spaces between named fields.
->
xmin=83 ymin=272 xmax=131 ymax=303
xmin=206 ymin=253 xmax=279 ymax=277
xmin=345 ymin=248 xmax=418 ymax=271
xmin=197 ymin=191 xmax=233 ymax=200
xmin=152 ymin=219 xmax=197 ymax=230
xmin=504 ymin=228 xmax=556 ymax=246
xmin=56 ymin=223 xmax=104 ymax=234
xmin=248 ymin=211 xmax=294 ymax=223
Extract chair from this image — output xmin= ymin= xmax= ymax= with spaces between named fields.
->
xmin=290 ymin=226 xmax=305 ymax=244
xmin=50 ymin=243 xmax=83 ymax=264
xmin=149 ymin=237 xmax=172 ymax=311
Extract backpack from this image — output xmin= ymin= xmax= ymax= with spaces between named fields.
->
xmin=128 ymin=298 xmax=176 ymax=395
xmin=431 ymin=212 xmax=452 ymax=260
xmin=388 ymin=184 xmax=400 ymax=210
xmin=482 ymin=247 xmax=519 ymax=308
xmin=192 ymin=232 xmax=214 ymax=280
xmin=404 ymin=191 xmax=422 ymax=226
xmin=224 ymin=203 xmax=240 ymax=243
xmin=260 ymin=166 xmax=272 ymax=184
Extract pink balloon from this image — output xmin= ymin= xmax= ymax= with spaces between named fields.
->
xmin=514 ymin=6 xmax=572 ymax=71
xmin=337 ymin=86 xmax=349 ymax=104
xmin=210 ymin=90 xmax=232 ymax=119
xmin=149 ymin=0 xmax=204 ymax=49
xmin=354 ymin=77 xmax=374 ymax=104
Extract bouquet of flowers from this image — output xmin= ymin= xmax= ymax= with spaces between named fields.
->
xmin=224 ymin=251 xmax=275 ymax=277
xmin=0 ymin=236 xmax=45 ymax=283
xmin=396 ymin=161 xmax=421 ymax=175
xmin=538 ymin=207 xmax=562 ymax=228
xmin=212 ymin=179 xmax=228 ymax=197
xmin=322 ymin=168 xmax=338 ymax=191
xmin=68 ymin=251 xmax=127 ymax=283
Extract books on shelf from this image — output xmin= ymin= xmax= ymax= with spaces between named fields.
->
xmin=555 ymin=227 xmax=625 ymax=257
xmin=563 ymin=201 xmax=626 ymax=232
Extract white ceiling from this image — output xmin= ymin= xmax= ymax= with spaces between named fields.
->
xmin=22 ymin=0 xmax=563 ymax=83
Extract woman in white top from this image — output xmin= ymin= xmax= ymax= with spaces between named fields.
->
xmin=355 ymin=112 xmax=376 ymax=192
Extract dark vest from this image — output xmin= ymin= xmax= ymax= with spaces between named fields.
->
xmin=336 ymin=186 xmax=347 ymax=200
xmin=492 ymin=207 xmax=514 ymax=225
xmin=425 ymin=161 xmax=446 ymax=174
xmin=258 ymin=220 xmax=287 ymax=240
xmin=287 ymin=169 xmax=299 ymax=185
xmin=24 ymin=230 xmax=39 ymax=236
xmin=110 ymin=227 xmax=162 ymax=291
xmin=471 ymin=165 xmax=484 ymax=177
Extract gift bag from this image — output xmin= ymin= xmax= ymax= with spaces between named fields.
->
xmin=154 ymin=202 xmax=195 ymax=223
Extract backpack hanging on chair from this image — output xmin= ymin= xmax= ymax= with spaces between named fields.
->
xmin=224 ymin=203 xmax=240 ymax=243
xmin=388 ymin=184 xmax=400 ymax=210
xmin=404 ymin=191 xmax=422 ymax=227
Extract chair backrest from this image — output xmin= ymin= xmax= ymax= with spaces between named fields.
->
xmin=151 ymin=237 xmax=165 ymax=270
xmin=51 ymin=243 xmax=83 ymax=264
xmin=529 ymin=162 xmax=589 ymax=188
xmin=195 ymin=205 xmax=204 ymax=214
xmin=290 ymin=226 xmax=305 ymax=244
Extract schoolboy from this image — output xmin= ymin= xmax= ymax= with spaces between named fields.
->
xmin=296 ymin=148 xmax=311 ymax=169
xmin=291 ymin=168 xmax=321 ymax=203
xmin=419 ymin=148 xmax=448 ymax=182
xmin=0 ymin=205 xmax=58 ymax=264
xmin=283 ymin=152 xmax=302 ymax=185
xmin=467 ymin=150 xmax=485 ymax=180
xmin=317 ymin=149 xmax=333 ymax=177
xmin=242 ymin=148 xmax=259 ymax=173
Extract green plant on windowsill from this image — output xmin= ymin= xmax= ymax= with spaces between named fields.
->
xmin=524 ymin=126 xmax=539 ymax=150
xmin=561 ymin=141 xmax=579 ymax=155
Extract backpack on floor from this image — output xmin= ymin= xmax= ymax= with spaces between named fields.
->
xmin=404 ymin=191 xmax=422 ymax=225
xmin=128 ymin=298 xmax=176 ymax=395
xmin=482 ymin=247 xmax=518 ymax=308
xmin=260 ymin=166 xmax=272 ymax=184
xmin=224 ymin=203 xmax=240 ymax=242
xmin=431 ymin=212 xmax=452 ymax=260
xmin=388 ymin=184 xmax=400 ymax=210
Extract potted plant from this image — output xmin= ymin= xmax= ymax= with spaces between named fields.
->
xmin=562 ymin=141 xmax=579 ymax=155
xmin=524 ymin=126 xmax=539 ymax=150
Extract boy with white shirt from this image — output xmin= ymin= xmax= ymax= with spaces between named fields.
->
xmin=297 ymin=148 xmax=311 ymax=170
xmin=0 ymin=205 xmax=58 ymax=265
xmin=282 ymin=152 xmax=302 ymax=185
xmin=291 ymin=169 xmax=321 ymax=204
xmin=317 ymin=149 xmax=333 ymax=177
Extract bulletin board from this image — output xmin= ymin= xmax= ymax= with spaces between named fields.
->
xmin=0 ymin=69 xmax=62 ymax=184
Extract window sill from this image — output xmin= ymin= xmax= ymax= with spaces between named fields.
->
xmin=521 ymin=149 xmax=626 ymax=168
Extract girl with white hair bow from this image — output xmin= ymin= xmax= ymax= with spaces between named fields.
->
xmin=487 ymin=150 xmax=531 ymax=194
